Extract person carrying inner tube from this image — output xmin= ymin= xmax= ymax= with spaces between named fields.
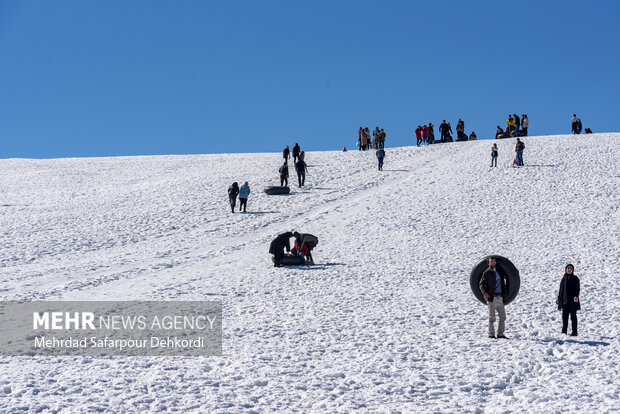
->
xmin=479 ymin=256 xmax=509 ymax=339
xmin=269 ymin=232 xmax=293 ymax=267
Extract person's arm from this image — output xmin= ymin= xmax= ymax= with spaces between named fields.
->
xmin=575 ymin=278 xmax=580 ymax=302
xmin=479 ymin=271 xmax=489 ymax=301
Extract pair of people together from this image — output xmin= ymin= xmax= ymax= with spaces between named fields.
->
xmin=480 ymin=257 xmax=581 ymax=339
xmin=269 ymin=231 xmax=317 ymax=267
xmin=279 ymin=158 xmax=308 ymax=187
xmin=283 ymin=144 xmax=303 ymax=164
xmin=227 ymin=182 xmax=251 ymax=213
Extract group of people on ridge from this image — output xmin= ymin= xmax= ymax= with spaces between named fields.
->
xmin=480 ymin=257 xmax=581 ymax=339
xmin=280 ymin=143 xmax=308 ymax=188
xmin=357 ymin=127 xmax=386 ymax=150
xmin=497 ymin=114 xmax=529 ymax=138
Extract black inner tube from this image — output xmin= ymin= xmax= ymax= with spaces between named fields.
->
xmin=470 ymin=255 xmax=520 ymax=305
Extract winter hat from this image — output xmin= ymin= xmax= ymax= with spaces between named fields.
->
xmin=244 ymin=182 xmax=248 ymax=186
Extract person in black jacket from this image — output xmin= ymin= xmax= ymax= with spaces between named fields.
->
xmin=227 ymin=182 xmax=239 ymax=213
xmin=279 ymin=161 xmax=289 ymax=186
xmin=283 ymin=145 xmax=290 ymax=160
xmin=479 ymin=257 xmax=509 ymax=339
xmin=295 ymin=158 xmax=308 ymax=187
xmin=513 ymin=114 xmax=520 ymax=136
xmin=439 ymin=120 xmax=448 ymax=142
xmin=269 ymin=232 xmax=293 ymax=267
xmin=292 ymin=143 xmax=301 ymax=163
xmin=556 ymin=264 xmax=581 ymax=336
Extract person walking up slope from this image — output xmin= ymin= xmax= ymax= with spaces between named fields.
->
xmin=227 ymin=182 xmax=240 ymax=213
xmin=295 ymin=157 xmax=308 ymax=187
xmin=556 ymin=264 xmax=581 ymax=336
xmin=279 ymin=161 xmax=289 ymax=186
xmin=239 ymin=182 xmax=250 ymax=212
xmin=376 ymin=147 xmax=385 ymax=170
xmin=292 ymin=143 xmax=301 ymax=163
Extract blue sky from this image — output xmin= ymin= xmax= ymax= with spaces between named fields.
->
xmin=1 ymin=0 xmax=618 ymax=158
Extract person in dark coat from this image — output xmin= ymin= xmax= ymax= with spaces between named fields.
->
xmin=556 ymin=264 xmax=581 ymax=336
xmin=279 ymin=161 xmax=289 ymax=186
xmin=283 ymin=145 xmax=290 ymax=160
xmin=269 ymin=232 xmax=293 ymax=267
xmin=227 ymin=182 xmax=239 ymax=213
xmin=295 ymin=158 xmax=308 ymax=187
xmin=515 ymin=138 xmax=525 ymax=166
xmin=428 ymin=123 xmax=435 ymax=144
xmin=292 ymin=143 xmax=301 ymax=163
xmin=513 ymin=114 xmax=520 ymax=136
xmin=479 ymin=257 xmax=509 ymax=339
xmin=439 ymin=120 xmax=448 ymax=142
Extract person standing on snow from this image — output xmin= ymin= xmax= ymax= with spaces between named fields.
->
xmin=479 ymin=257 xmax=509 ymax=339
xmin=238 ymin=182 xmax=250 ymax=213
xmin=227 ymin=182 xmax=240 ymax=213
xmin=428 ymin=123 xmax=435 ymax=144
xmin=515 ymin=138 xmax=525 ymax=166
xmin=507 ymin=115 xmax=515 ymax=135
xmin=283 ymin=145 xmax=290 ymax=161
xmin=556 ymin=264 xmax=581 ymax=336
xmin=571 ymin=114 xmax=579 ymax=134
xmin=422 ymin=125 xmax=429 ymax=145
xmin=279 ymin=161 xmax=289 ymax=186
xmin=439 ymin=120 xmax=448 ymax=142
xmin=513 ymin=114 xmax=520 ymax=136
xmin=521 ymin=114 xmax=529 ymax=136
xmin=292 ymin=143 xmax=301 ymax=164
xmin=415 ymin=125 xmax=423 ymax=146
xmin=491 ymin=143 xmax=498 ymax=167
xmin=295 ymin=158 xmax=308 ymax=187
xmin=469 ymin=131 xmax=477 ymax=141
xmin=376 ymin=147 xmax=385 ymax=170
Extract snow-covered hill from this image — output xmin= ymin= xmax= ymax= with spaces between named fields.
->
xmin=1 ymin=134 xmax=618 ymax=412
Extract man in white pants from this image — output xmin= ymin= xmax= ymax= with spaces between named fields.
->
xmin=479 ymin=257 xmax=509 ymax=339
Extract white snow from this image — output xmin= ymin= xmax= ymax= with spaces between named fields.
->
xmin=0 ymin=133 xmax=618 ymax=412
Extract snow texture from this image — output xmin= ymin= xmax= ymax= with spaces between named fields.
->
xmin=0 ymin=133 xmax=618 ymax=413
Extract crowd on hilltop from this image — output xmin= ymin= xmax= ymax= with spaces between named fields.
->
xmin=357 ymin=127 xmax=386 ymax=150
xmin=496 ymin=114 xmax=529 ymax=139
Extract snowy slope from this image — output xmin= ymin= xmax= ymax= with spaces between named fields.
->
xmin=0 ymin=133 xmax=618 ymax=413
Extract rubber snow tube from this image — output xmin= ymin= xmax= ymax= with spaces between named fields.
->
xmin=470 ymin=255 xmax=520 ymax=305
xmin=264 ymin=186 xmax=290 ymax=195
xmin=272 ymin=255 xmax=305 ymax=266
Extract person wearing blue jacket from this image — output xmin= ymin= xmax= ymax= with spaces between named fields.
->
xmin=376 ymin=148 xmax=385 ymax=171
xmin=239 ymin=182 xmax=250 ymax=212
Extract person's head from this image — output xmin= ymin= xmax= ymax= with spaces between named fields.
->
xmin=443 ymin=119 xmax=446 ymax=123
xmin=517 ymin=138 xmax=521 ymax=142
xmin=233 ymin=182 xmax=238 ymax=187
xmin=565 ymin=264 xmax=574 ymax=274
xmin=487 ymin=256 xmax=497 ymax=268
xmin=295 ymin=142 xmax=298 ymax=145
xmin=244 ymin=181 xmax=248 ymax=186
xmin=493 ymin=143 xmax=497 ymax=147
xmin=286 ymin=145 xmax=289 ymax=148
xmin=293 ymin=231 xmax=300 ymax=239
xmin=573 ymin=114 xmax=576 ymax=117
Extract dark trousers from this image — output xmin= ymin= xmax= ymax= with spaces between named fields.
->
xmin=562 ymin=308 xmax=578 ymax=334
xmin=416 ymin=137 xmax=422 ymax=146
xmin=521 ymin=127 xmax=528 ymax=136
xmin=280 ymin=177 xmax=288 ymax=186
xmin=273 ymin=250 xmax=284 ymax=267
xmin=377 ymin=157 xmax=384 ymax=170
xmin=293 ymin=154 xmax=299 ymax=164
xmin=441 ymin=132 xmax=446 ymax=142
xmin=239 ymin=198 xmax=247 ymax=212
xmin=229 ymin=197 xmax=236 ymax=212
xmin=297 ymin=171 xmax=305 ymax=187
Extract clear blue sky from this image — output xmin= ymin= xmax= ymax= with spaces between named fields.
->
xmin=1 ymin=0 xmax=618 ymax=158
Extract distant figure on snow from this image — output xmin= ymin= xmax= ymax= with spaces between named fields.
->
xmin=292 ymin=143 xmax=301 ymax=163
xmin=491 ymin=143 xmax=498 ymax=167
xmin=469 ymin=131 xmax=477 ymax=141
xmin=293 ymin=232 xmax=318 ymax=264
xmin=571 ymin=114 xmax=582 ymax=134
xmin=238 ymin=182 xmax=250 ymax=212
xmin=227 ymin=182 xmax=239 ymax=213
xmin=513 ymin=114 xmax=520 ymax=135
xmin=584 ymin=128 xmax=592 ymax=134
xmin=439 ymin=120 xmax=449 ymax=142
xmin=496 ymin=126 xmax=504 ymax=139
xmin=422 ymin=125 xmax=429 ymax=145
xmin=376 ymin=147 xmax=385 ymax=171
xmin=556 ymin=264 xmax=580 ymax=336
xmin=521 ymin=114 xmax=529 ymax=136
xmin=515 ymin=138 xmax=525 ymax=166
xmin=279 ymin=161 xmax=289 ymax=187
xmin=479 ymin=256 xmax=509 ymax=339
xmin=283 ymin=145 xmax=290 ymax=160
xmin=295 ymin=158 xmax=308 ymax=187
xmin=415 ymin=125 xmax=423 ymax=146
xmin=428 ymin=123 xmax=435 ymax=144
xmin=269 ymin=232 xmax=293 ymax=267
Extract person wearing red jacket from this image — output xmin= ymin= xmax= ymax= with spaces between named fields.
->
xmin=415 ymin=126 xmax=423 ymax=146
xmin=422 ymin=125 xmax=429 ymax=145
